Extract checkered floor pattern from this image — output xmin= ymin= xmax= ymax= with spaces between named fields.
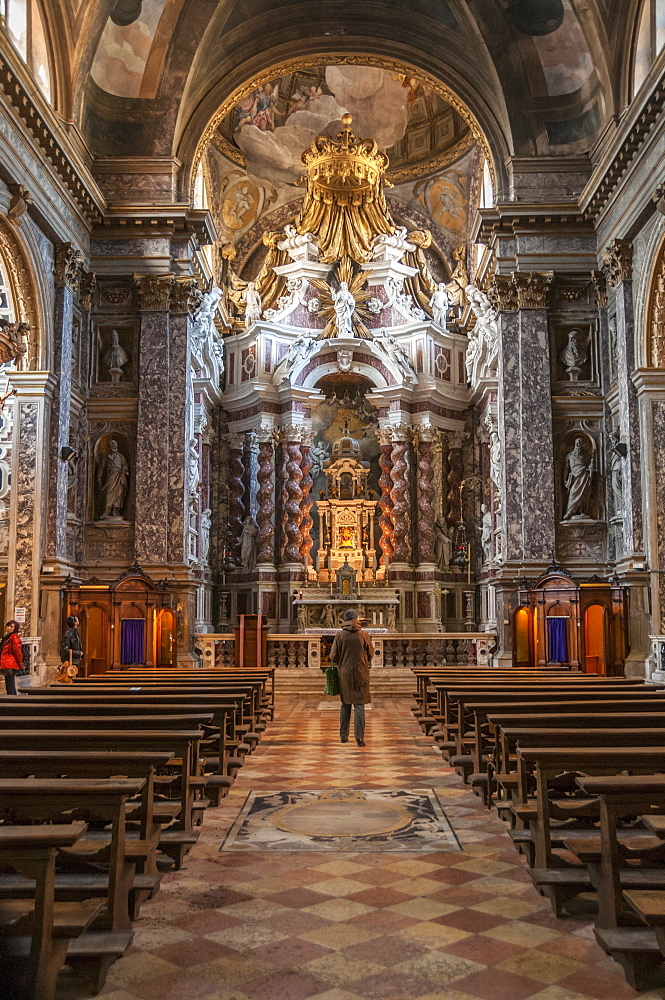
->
xmin=86 ymin=699 xmax=665 ymax=1000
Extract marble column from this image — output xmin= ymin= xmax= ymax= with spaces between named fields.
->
xmin=135 ymin=275 xmax=174 ymax=565
xmin=389 ymin=423 xmax=412 ymax=566
xmin=282 ymin=431 xmax=304 ymax=566
xmin=299 ymin=430 xmax=314 ymax=569
xmin=602 ymin=240 xmax=644 ymax=561
xmin=168 ymin=278 xmax=198 ymax=565
xmin=8 ymin=373 xmax=56 ymax=638
xmin=256 ymin=427 xmax=276 ymax=566
xmin=446 ymin=433 xmax=463 ymax=531
xmin=416 ymin=425 xmax=436 ymax=566
xmin=227 ymin=432 xmax=245 ymax=566
xmin=45 ymin=243 xmax=84 ymax=565
xmin=493 ymin=272 xmax=556 ymax=564
xmin=375 ymin=428 xmax=394 ymax=567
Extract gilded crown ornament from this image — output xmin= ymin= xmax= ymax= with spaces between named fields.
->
xmin=297 ymin=114 xmax=395 ymax=264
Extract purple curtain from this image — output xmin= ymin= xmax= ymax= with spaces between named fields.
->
xmin=547 ymin=617 xmax=568 ymax=663
xmin=121 ymin=619 xmax=145 ymax=664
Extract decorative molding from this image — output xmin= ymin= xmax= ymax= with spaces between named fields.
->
xmin=590 ymin=269 xmax=608 ymax=309
xmin=54 ymin=243 xmax=85 ymax=291
xmin=601 ymin=239 xmax=633 ymax=288
xmin=78 ymin=272 xmax=97 ymax=312
xmin=487 ymin=275 xmax=518 ymax=312
xmin=649 ymin=241 xmax=665 ymax=368
xmin=7 ymin=183 xmax=32 ymax=226
xmin=134 ymin=274 xmax=174 ymax=312
xmin=170 ymin=277 xmax=200 ymax=314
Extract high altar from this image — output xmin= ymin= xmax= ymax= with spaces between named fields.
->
xmin=218 ymin=113 xmax=470 ymax=635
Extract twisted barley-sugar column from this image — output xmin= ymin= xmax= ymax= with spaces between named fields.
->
xmin=417 ymin=427 xmax=435 ymax=563
xmin=227 ymin=434 xmax=245 ymax=565
xmin=389 ymin=426 xmax=411 ymax=564
xmin=256 ymin=431 xmax=275 ymax=565
xmin=299 ymin=432 xmax=314 ymax=567
xmin=376 ymin=428 xmax=394 ymax=566
xmin=283 ymin=436 xmax=304 ymax=564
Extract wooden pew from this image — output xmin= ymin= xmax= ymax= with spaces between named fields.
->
xmin=0 ymin=822 xmax=103 ymax=1000
xmin=572 ymin=775 xmax=665 ymax=988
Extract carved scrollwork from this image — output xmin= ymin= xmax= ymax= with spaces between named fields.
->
xmin=134 ymin=275 xmax=174 ymax=312
xmin=54 ymin=243 xmax=85 ymax=291
xmin=601 ymin=239 xmax=633 ymax=288
xmin=649 ymin=244 xmax=665 ymax=368
xmin=512 ymin=271 xmax=554 ymax=310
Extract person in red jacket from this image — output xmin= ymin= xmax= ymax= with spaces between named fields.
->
xmin=0 ymin=620 xmax=23 ymax=694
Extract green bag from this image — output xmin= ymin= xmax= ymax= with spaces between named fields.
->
xmin=324 ymin=665 xmax=340 ymax=696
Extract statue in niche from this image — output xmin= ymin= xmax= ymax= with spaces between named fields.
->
xmin=485 ymin=411 xmax=501 ymax=489
xmin=434 ymin=520 xmax=452 ymax=570
xmin=332 ymin=281 xmax=356 ymax=337
xmin=296 ymin=606 xmax=307 ymax=632
xmin=429 ymin=283 xmax=449 ymax=328
xmin=373 ymin=328 xmax=416 ymax=382
xmin=563 ymin=437 xmax=593 ymax=520
xmin=480 ymin=504 xmax=492 ymax=563
xmin=188 ymin=439 xmax=200 ymax=497
xmin=243 ymin=282 xmax=262 ymax=329
xmin=102 ymin=329 xmax=129 ymax=383
xmin=272 ymin=328 xmax=318 ymax=383
xmin=239 ymin=514 xmax=258 ymax=570
xmin=560 ymin=329 xmax=588 ymax=381
xmin=610 ymin=431 xmax=623 ymax=516
xmin=97 ymin=438 xmax=129 ymax=520
xmin=200 ymin=508 xmax=212 ymax=562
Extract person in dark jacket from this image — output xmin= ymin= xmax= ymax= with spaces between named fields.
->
xmin=60 ymin=616 xmax=83 ymax=670
xmin=329 ymin=608 xmax=373 ymax=746
xmin=0 ymin=620 xmax=23 ymax=694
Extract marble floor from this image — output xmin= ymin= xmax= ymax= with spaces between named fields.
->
xmin=87 ymin=698 xmax=665 ymax=1000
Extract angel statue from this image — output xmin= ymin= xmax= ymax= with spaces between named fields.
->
xmin=191 ymin=286 xmax=222 ymax=346
xmin=445 ymin=245 xmax=469 ymax=313
xmin=373 ymin=328 xmax=416 ymax=382
xmin=243 ymin=282 xmax=262 ymax=329
xmin=272 ymin=328 xmax=319 ymax=383
xmin=309 ymin=256 xmax=373 ymax=338
xmin=429 ymin=283 xmax=449 ymax=328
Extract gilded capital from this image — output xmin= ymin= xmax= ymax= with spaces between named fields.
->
xmin=256 ymin=423 xmax=278 ymax=445
xmin=55 ymin=243 xmax=85 ymax=291
xmin=134 ymin=274 xmax=174 ymax=312
xmin=390 ymin=421 xmax=412 ymax=443
xmin=375 ymin=427 xmax=393 ymax=447
xmin=78 ymin=272 xmax=97 ymax=312
xmin=512 ymin=271 xmax=554 ymax=310
xmin=601 ymin=239 xmax=633 ymax=288
xmin=487 ymin=275 xmax=518 ymax=312
xmin=171 ymin=277 xmax=201 ymax=314
xmin=414 ymin=423 xmax=436 ymax=444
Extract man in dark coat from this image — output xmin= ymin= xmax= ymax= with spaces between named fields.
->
xmin=60 ymin=616 xmax=83 ymax=670
xmin=329 ymin=608 xmax=373 ymax=746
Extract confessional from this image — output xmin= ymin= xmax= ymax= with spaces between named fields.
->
xmin=64 ymin=571 xmax=176 ymax=673
xmin=512 ymin=566 xmax=628 ymax=673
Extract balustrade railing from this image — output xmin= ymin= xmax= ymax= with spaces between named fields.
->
xmin=196 ymin=632 xmax=495 ymax=669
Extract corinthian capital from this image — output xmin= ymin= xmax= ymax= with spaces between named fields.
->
xmin=601 ymin=239 xmax=633 ymax=288
xmin=78 ymin=272 xmax=97 ymax=311
xmin=512 ymin=271 xmax=554 ymax=309
xmin=487 ymin=275 xmax=518 ymax=312
xmin=375 ymin=427 xmax=393 ymax=447
xmin=390 ymin=422 xmax=412 ymax=442
xmin=134 ymin=274 xmax=174 ymax=312
xmin=171 ymin=277 xmax=201 ymax=314
xmin=55 ymin=243 xmax=85 ymax=291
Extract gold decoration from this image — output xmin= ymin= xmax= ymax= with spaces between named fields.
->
xmin=296 ymin=114 xmax=394 ymax=264
xmin=512 ymin=271 xmax=554 ymax=310
xmin=55 ymin=243 xmax=85 ymax=291
xmin=308 ymin=256 xmax=373 ymax=338
xmin=602 ymin=239 xmax=633 ymax=288
xmin=403 ymin=231 xmax=437 ymax=313
xmin=226 ymin=231 xmax=289 ymax=321
xmin=0 ymin=218 xmax=39 ymax=368
xmin=134 ymin=274 xmax=174 ymax=312
xmin=648 ymin=240 xmax=665 ymax=367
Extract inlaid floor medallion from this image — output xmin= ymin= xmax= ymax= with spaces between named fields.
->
xmin=220 ymin=788 xmax=461 ymax=852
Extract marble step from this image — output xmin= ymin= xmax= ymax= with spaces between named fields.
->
xmin=274 ymin=668 xmax=414 ymax=698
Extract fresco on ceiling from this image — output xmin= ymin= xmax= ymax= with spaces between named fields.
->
xmin=218 ymin=64 xmax=469 ymax=189
xmin=90 ymin=0 xmax=168 ymax=98
xmin=531 ymin=0 xmax=593 ymax=97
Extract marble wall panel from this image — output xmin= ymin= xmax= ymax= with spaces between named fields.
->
xmin=135 ymin=311 xmax=170 ymax=564
xmin=615 ymin=280 xmax=644 ymax=556
xmin=167 ymin=311 xmax=189 ymax=564
xmin=45 ymin=284 xmax=74 ymax=561
xmin=652 ymin=400 xmax=665 ymax=632
xmin=12 ymin=402 xmax=37 ymax=625
xmin=497 ymin=312 xmax=522 ymax=559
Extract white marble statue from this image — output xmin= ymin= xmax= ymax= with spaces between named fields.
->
xmin=296 ymin=606 xmax=307 ymax=632
xmin=485 ymin=412 xmax=501 ymax=489
xmin=97 ymin=439 xmax=129 ymax=520
xmin=239 ymin=514 xmax=259 ymax=570
xmin=563 ymin=437 xmax=593 ymax=520
xmin=373 ymin=329 xmax=415 ymax=382
xmin=434 ymin=520 xmax=452 ymax=570
xmin=332 ymin=281 xmax=356 ymax=337
xmin=480 ymin=504 xmax=492 ymax=563
xmin=321 ymin=604 xmax=335 ymax=628
xmin=200 ymin=508 xmax=211 ymax=562
xmin=188 ymin=438 xmax=200 ymax=497
xmin=310 ymin=441 xmax=331 ymax=480
xmin=560 ymin=329 xmax=588 ymax=380
xmin=191 ymin=286 xmax=222 ymax=345
xmin=102 ymin=329 xmax=129 ymax=383
xmin=429 ymin=283 xmax=449 ymax=328
xmin=243 ymin=282 xmax=262 ymax=329
xmin=466 ymin=284 xmax=499 ymax=377
xmin=272 ymin=328 xmax=319 ymax=383
xmin=386 ymin=605 xmax=396 ymax=630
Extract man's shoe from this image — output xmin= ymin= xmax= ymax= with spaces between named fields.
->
xmin=340 ymin=737 xmax=348 ymax=743
xmin=356 ymin=740 xmax=365 ymax=746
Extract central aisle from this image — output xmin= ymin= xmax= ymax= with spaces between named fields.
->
xmin=98 ymin=699 xmax=660 ymax=1000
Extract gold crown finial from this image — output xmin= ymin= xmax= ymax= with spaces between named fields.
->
xmin=341 ymin=113 xmax=353 ymax=126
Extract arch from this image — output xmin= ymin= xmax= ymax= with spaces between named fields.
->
xmin=295 ymin=350 xmax=396 ymax=390
xmin=644 ymin=229 xmax=665 ymax=368
xmin=0 ymin=217 xmax=43 ymax=370
xmin=178 ymin=46 xmax=510 ymax=205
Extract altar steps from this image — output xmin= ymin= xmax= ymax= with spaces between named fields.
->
xmin=274 ymin=668 xmax=414 ymax=699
